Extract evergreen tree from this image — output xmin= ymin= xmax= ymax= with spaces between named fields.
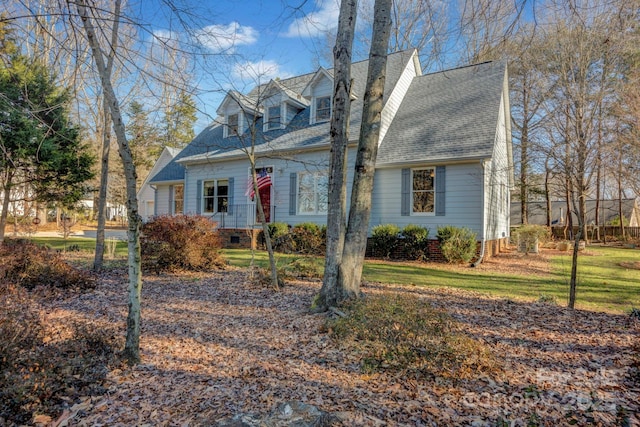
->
xmin=163 ymin=90 xmax=196 ymax=149
xmin=1 ymin=25 xmax=94 ymax=240
xmin=126 ymin=100 xmax=160 ymax=188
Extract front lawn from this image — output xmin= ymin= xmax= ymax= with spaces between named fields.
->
xmin=223 ymin=246 xmax=640 ymax=313
xmin=26 ymin=236 xmax=129 ymax=257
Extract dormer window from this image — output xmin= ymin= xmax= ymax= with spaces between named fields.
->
xmin=315 ymin=96 xmax=331 ymax=122
xmin=267 ymin=105 xmax=281 ymax=130
xmin=227 ymin=113 xmax=238 ymax=135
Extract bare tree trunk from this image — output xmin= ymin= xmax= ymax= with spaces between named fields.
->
xmin=92 ymin=1 xmax=120 ymax=271
xmin=318 ymin=0 xmax=358 ymax=309
xmin=544 ymin=162 xmax=551 ymax=227
xmin=568 ymin=222 xmax=582 ymax=309
xmin=250 ymin=163 xmax=278 ymax=290
xmin=0 ymin=172 xmax=13 ymax=243
xmin=338 ymin=0 xmax=392 ymax=295
xmin=94 ymin=100 xmax=111 ymax=270
xmin=76 ymin=0 xmax=143 ymax=364
xmin=520 ymin=100 xmax=529 ymax=225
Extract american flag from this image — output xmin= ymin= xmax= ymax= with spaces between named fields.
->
xmin=247 ymin=169 xmax=272 ymax=199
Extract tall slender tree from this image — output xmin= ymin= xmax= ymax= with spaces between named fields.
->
xmin=318 ymin=0 xmax=392 ymax=309
xmin=74 ymin=0 xmax=143 ymax=362
xmin=318 ymin=0 xmax=358 ymax=308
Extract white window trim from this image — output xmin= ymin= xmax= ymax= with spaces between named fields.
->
xmin=172 ymin=184 xmax=184 ymax=215
xmin=311 ymin=95 xmax=331 ymax=124
xmin=297 ymin=170 xmax=328 ymax=215
xmin=202 ymin=179 xmax=229 ymax=214
xmin=264 ymin=104 xmax=283 ymax=131
xmin=411 ymin=167 xmax=436 ymax=216
xmin=224 ymin=112 xmax=243 ymax=138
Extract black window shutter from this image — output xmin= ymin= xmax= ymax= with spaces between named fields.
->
xmin=196 ymin=180 xmax=202 ymax=214
xmin=401 ymin=168 xmax=410 ymax=216
xmin=289 ymin=173 xmax=297 ymax=216
xmin=435 ymin=166 xmax=446 ymax=216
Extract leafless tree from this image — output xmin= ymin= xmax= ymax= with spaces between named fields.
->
xmin=318 ymin=0 xmax=392 ymax=309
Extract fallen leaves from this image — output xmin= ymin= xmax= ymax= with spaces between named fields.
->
xmin=16 ymin=262 xmax=640 ymax=426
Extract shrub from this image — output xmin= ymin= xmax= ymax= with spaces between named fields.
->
xmin=0 ymin=239 xmax=96 ymax=290
xmin=370 ymin=224 xmax=401 ymax=259
xmin=281 ymin=257 xmax=324 ymax=279
xmin=401 ymin=224 xmax=430 ymax=261
xmin=268 ymin=222 xmax=290 ymax=241
xmin=262 ymin=222 xmax=291 ymax=252
xmin=437 ymin=225 xmax=477 ymax=263
xmin=141 ymin=215 xmax=224 ymax=273
xmin=290 ymin=222 xmax=326 ymax=255
xmin=328 ymin=293 xmax=498 ymax=380
xmin=512 ymin=224 xmax=550 ymax=254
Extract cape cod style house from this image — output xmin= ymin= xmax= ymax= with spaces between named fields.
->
xmin=148 ymin=50 xmax=513 ymax=259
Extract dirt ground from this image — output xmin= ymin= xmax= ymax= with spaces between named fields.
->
xmin=32 ymin=249 xmax=639 ymax=427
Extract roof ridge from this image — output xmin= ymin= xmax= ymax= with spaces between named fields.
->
xmin=420 ymin=60 xmax=499 ymax=78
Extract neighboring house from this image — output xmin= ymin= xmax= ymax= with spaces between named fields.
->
xmin=511 ymin=199 xmax=640 ymax=227
xmin=149 ymin=50 xmax=514 ymax=259
xmin=137 ymin=146 xmax=180 ymax=221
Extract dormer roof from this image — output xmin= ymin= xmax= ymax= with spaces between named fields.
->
xmin=216 ymin=90 xmax=263 ymax=116
xmin=301 ymin=67 xmax=334 ymax=98
xmin=263 ymin=79 xmax=310 ymax=108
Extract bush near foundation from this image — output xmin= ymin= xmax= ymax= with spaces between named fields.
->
xmin=402 ymin=224 xmax=430 ymax=261
xmin=437 ymin=225 xmax=477 ymax=263
xmin=141 ymin=215 xmax=224 ymax=272
xmin=370 ymin=224 xmax=401 ymax=259
xmin=290 ymin=222 xmax=326 ymax=255
xmin=0 ymin=239 xmax=95 ymax=290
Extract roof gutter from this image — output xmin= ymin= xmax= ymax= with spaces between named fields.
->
xmin=471 ymin=158 xmax=488 ymax=267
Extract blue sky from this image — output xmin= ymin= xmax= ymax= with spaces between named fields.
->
xmin=136 ymin=0 xmax=345 ymax=130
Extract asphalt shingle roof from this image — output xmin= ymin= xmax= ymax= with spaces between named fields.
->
xmin=377 ymin=60 xmax=506 ymax=165
xmin=150 ymin=51 xmax=503 ymax=183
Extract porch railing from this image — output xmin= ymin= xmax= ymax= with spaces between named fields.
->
xmin=210 ymin=203 xmax=276 ymax=229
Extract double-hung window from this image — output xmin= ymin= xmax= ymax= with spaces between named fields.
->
xmin=315 ymin=96 xmax=331 ymax=122
xmin=227 ymin=113 xmax=238 ymax=136
xmin=412 ymin=168 xmax=435 ymax=214
xmin=267 ymin=105 xmax=281 ymax=130
xmin=203 ymin=179 xmax=229 ymax=213
xmin=173 ymin=184 xmax=184 ymax=214
xmin=297 ymin=171 xmax=328 ymax=214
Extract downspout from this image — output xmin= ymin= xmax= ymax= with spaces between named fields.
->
xmin=471 ymin=159 xmax=487 ymax=267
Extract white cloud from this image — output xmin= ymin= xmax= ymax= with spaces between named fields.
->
xmin=232 ymin=60 xmax=291 ymax=84
xmin=152 ymin=29 xmax=180 ymax=43
xmin=284 ymin=0 xmax=340 ymax=38
xmin=194 ymin=22 xmax=258 ymax=52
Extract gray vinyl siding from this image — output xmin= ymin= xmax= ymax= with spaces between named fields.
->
xmin=371 ymin=163 xmax=484 ymax=237
xmin=154 ymin=185 xmax=172 ymax=216
xmin=485 ymin=92 xmax=511 ymax=241
xmin=285 ymin=103 xmax=299 ymax=125
xmin=312 ymin=77 xmax=332 ymax=96
xmin=137 ymin=148 xmax=177 ymax=221
xmin=182 ymin=150 xmax=355 ymax=227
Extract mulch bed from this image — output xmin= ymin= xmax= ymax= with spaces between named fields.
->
xmin=36 ymin=264 xmax=639 ymax=426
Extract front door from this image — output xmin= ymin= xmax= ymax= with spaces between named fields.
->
xmin=258 ymin=185 xmax=271 ymax=223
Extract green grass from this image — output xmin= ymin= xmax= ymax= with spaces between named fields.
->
xmin=7 ymin=239 xmax=638 ymax=313
xmin=223 ymin=247 xmax=640 ymax=314
xmin=26 ymin=236 xmax=129 ymax=257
